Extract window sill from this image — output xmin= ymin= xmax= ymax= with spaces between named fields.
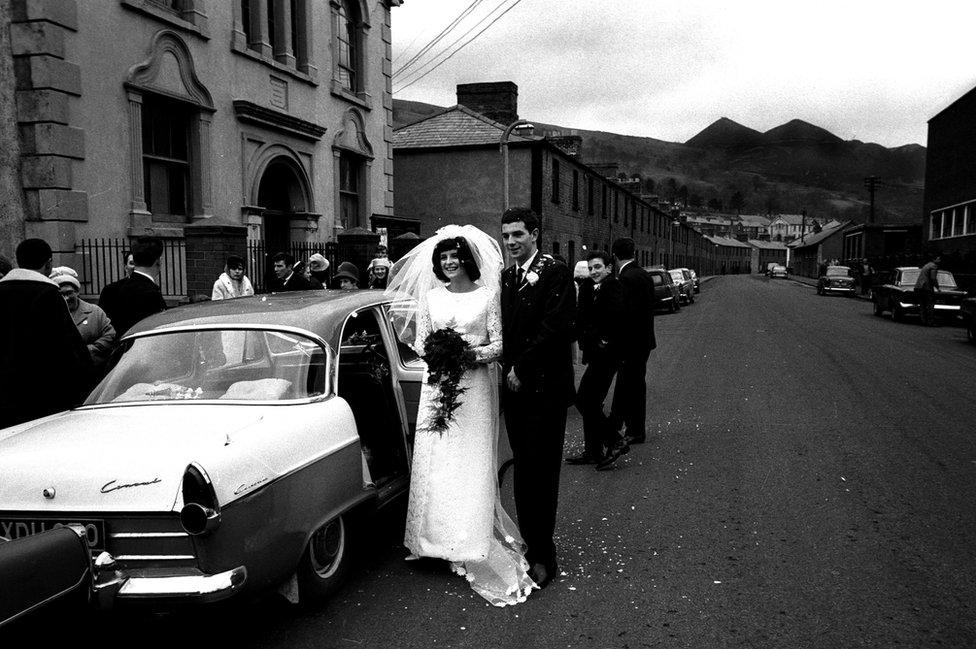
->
xmin=121 ymin=0 xmax=209 ymax=39
xmin=330 ymin=80 xmax=372 ymax=110
xmin=232 ymin=44 xmax=318 ymax=86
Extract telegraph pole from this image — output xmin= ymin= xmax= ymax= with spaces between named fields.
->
xmin=864 ymin=176 xmax=885 ymax=224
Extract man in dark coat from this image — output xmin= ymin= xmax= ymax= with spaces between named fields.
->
xmin=500 ymin=207 xmax=576 ymax=588
xmin=269 ymin=252 xmax=312 ymax=292
xmin=609 ymin=238 xmax=656 ymax=444
xmin=567 ymin=250 xmax=630 ymax=470
xmin=0 ymin=239 xmax=92 ymax=428
xmin=98 ymin=237 xmax=167 ymax=338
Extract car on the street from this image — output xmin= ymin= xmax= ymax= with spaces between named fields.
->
xmin=669 ymin=268 xmax=695 ymax=305
xmin=689 ymin=269 xmax=701 ymax=294
xmin=0 ymin=291 xmax=423 ymax=609
xmin=769 ymin=264 xmax=788 ymax=279
xmin=817 ymin=265 xmax=856 ymax=296
xmin=644 ymin=267 xmax=680 ymax=313
xmin=962 ymin=297 xmax=976 ymax=343
xmin=872 ymin=266 xmax=966 ymax=322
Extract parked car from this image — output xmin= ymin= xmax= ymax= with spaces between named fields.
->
xmin=962 ymin=297 xmax=976 ymax=343
xmin=644 ymin=267 xmax=680 ymax=313
xmin=688 ymin=269 xmax=700 ymax=294
xmin=872 ymin=266 xmax=966 ymax=322
xmin=669 ymin=268 xmax=695 ymax=305
xmin=817 ymin=265 xmax=856 ymax=296
xmin=0 ymin=291 xmax=423 ymax=609
xmin=769 ymin=265 xmax=788 ymax=279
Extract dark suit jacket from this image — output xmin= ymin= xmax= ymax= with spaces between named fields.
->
xmin=616 ymin=261 xmax=656 ymax=354
xmin=0 ymin=274 xmax=93 ymax=428
xmin=98 ymin=272 xmax=167 ymax=338
xmin=501 ymin=253 xmax=576 ymax=405
xmin=271 ymin=272 xmax=313 ymax=292
xmin=577 ymin=276 xmax=627 ymax=364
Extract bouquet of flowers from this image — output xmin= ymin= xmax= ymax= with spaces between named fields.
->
xmin=421 ymin=327 xmax=478 ymax=434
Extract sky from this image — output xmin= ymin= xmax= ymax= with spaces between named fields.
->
xmin=390 ymin=0 xmax=976 ymax=148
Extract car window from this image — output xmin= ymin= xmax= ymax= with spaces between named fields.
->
xmin=937 ymin=271 xmax=958 ymax=288
xmin=669 ymin=270 xmax=683 ymax=282
xmin=899 ymin=269 xmax=920 ymax=285
xmin=383 ymin=302 xmax=421 ymax=365
xmin=650 ymin=273 xmax=663 ymax=286
xmin=85 ymin=329 xmax=327 ymax=404
xmin=826 ymin=267 xmax=852 ymax=277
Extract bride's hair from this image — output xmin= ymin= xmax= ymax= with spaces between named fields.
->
xmin=431 ymin=236 xmax=481 ymax=282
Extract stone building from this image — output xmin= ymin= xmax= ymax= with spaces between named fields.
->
xmin=393 ymin=81 xmax=715 ymax=271
xmin=0 ymin=0 xmax=399 ymax=297
xmin=747 ymin=239 xmax=787 ymax=273
xmin=787 ymin=221 xmax=851 ymax=278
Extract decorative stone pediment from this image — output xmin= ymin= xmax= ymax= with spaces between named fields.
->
xmin=126 ymin=30 xmax=214 ymax=110
xmin=332 ymin=108 xmax=373 ymax=158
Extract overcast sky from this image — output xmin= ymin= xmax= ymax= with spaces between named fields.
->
xmin=391 ymin=1 xmax=976 ymax=148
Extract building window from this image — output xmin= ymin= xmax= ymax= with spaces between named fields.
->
xmin=572 ymin=169 xmax=579 ymax=211
xmin=551 ymin=159 xmax=560 ymax=203
xmin=587 ymin=176 xmax=594 ymax=215
xmin=238 ymin=0 xmax=310 ymax=73
xmin=552 ymin=241 xmax=560 ymax=257
xmin=338 ymin=152 xmax=362 ymax=229
xmin=334 ymin=0 xmax=362 ymax=93
xmin=930 ymin=201 xmax=976 ymax=240
xmin=613 ymin=192 xmax=619 ymax=222
xmin=568 ymin=240 xmax=576 ymax=265
xmin=601 ymin=184 xmax=607 ymax=219
xmin=142 ymin=95 xmax=193 ymax=221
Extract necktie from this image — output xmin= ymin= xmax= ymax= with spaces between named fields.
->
xmin=516 ymin=267 xmax=524 ymax=286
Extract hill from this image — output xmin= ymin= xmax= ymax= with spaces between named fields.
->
xmin=392 ymin=100 xmax=926 ymax=224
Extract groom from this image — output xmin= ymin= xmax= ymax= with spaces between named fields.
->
xmin=500 ymin=207 xmax=576 ymax=588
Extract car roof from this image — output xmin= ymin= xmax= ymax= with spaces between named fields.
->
xmin=126 ymin=290 xmax=391 ymax=345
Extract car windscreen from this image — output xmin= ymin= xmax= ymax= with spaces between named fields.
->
xmin=85 ymin=329 xmax=327 ymax=404
xmin=668 ymin=270 xmax=683 ymax=282
xmin=826 ymin=267 xmax=852 ymax=277
xmin=937 ymin=271 xmax=958 ymax=288
xmin=899 ymin=269 xmax=920 ymax=285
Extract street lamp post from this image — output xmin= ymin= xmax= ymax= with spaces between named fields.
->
xmin=499 ymin=119 xmax=531 ymax=211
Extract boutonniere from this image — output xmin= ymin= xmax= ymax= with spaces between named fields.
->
xmin=524 ymin=270 xmax=540 ymax=286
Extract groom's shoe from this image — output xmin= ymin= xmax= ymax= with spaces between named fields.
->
xmin=565 ymin=452 xmax=600 ymax=465
xmin=528 ymin=562 xmax=553 ymax=589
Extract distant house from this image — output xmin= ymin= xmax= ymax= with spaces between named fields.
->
xmin=769 ymin=214 xmax=813 ymax=242
xmin=787 ymin=222 xmax=852 ymax=277
xmin=705 ymin=236 xmax=751 ymax=274
xmin=922 ymin=84 xmax=976 ymax=275
xmin=393 ymin=82 xmax=705 ymax=269
xmin=747 ymin=239 xmax=787 ymax=273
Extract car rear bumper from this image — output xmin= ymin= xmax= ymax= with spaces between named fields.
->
xmin=824 ymin=286 xmax=855 ymax=293
xmin=92 ymin=557 xmax=247 ymax=607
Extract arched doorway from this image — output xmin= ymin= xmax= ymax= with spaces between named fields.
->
xmin=253 ymin=156 xmax=312 ymax=287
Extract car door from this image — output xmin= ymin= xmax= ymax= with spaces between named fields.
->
xmin=380 ymin=303 xmax=424 ymax=454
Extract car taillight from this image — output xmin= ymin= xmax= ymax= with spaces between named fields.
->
xmin=180 ymin=464 xmax=220 ymax=536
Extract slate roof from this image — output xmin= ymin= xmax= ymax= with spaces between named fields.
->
xmin=788 ymin=221 xmax=852 ymax=249
xmin=746 ymin=239 xmax=788 ymax=250
xmin=394 ymin=105 xmax=535 ymax=149
xmin=705 ymin=235 xmax=751 ymax=248
xmin=769 ymin=213 xmax=808 ymax=226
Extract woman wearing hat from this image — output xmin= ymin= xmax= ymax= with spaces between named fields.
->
xmin=367 ymin=257 xmax=392 ymax=289
xmin=332 ymin=261 xmax=360 ymax=290
xmin=51 ymin=267 xmax=116 ymax=371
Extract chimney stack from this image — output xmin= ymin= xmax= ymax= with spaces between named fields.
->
xmin=548 ymin=134 xmax=583 ymax=158
xmin=457 ymin=81 xmax=519 ymax=126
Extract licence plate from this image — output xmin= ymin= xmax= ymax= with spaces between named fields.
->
xmin=0 ymin=518 xmax=105 ymax=551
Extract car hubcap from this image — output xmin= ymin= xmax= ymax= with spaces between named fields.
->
xmin=310 ymin=518 xmax=344 ymax=578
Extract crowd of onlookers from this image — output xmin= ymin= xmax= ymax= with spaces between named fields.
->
xmin=0 ymin=236 xmax=394 ymax=430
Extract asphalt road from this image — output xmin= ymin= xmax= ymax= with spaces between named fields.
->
xmin=7 ymin=274 xmax=976 ymax=647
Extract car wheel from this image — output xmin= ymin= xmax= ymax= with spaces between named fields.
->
xmin=297 ymin=515 xmax=350 ymax=603
xmin=817 ymin=285 xmax=823 ymax=295
xmin=873 ymin=300 xmax=883 ymax=317
xmin=892 ymin=305 xmax=904 ymax=322
xmin=672 ymin=299 xmax=680 ymax=313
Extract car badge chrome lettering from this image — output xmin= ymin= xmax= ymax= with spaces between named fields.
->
xmin=43 ymin=487 xmax=56 ymax=499
xmin=101 ymin=477 xmax=162 ymax=494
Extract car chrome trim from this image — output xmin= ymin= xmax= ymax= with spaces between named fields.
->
xmin=109 ymin=531 xmax=190 ymax=539
xmin=114 ymin=554 xmax=196 ymax=561
xmin=116 ymin=566 xmax=247 ymax=600
xmin=77 ymin=394 xmax=334 ymax=411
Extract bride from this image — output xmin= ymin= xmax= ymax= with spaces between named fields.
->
xmin=386 ymin=224 xmax=537 ymax=606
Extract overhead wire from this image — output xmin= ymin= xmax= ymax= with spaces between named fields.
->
xmin=394 ymin=0 xmax=526 ymax=94
xmin=393 ymin=0 xmax=486 ymax=80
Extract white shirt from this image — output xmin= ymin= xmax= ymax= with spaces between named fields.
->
xmin=133 ymin=269 xmax=157 ymax=284
xmin=617 ymin=259 xmax=634 ymax=273
xmin=514 ymin=250 xmax=539 ymax=279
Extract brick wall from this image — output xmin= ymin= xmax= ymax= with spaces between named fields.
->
xmin=184 ymin=224 xmax=247 ymax=299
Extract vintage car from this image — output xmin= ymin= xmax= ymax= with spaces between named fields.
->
xmin=689 ymin=269 xmax=700 ymax=294
xmin=817 ymin=265 xmax=856 ymax=296
xmin=962 ymin=297 xmax=976 ymax=343
xmin=769 ymin=264 xmax=788 ymax=279
xmin=644 ymin=267 xmax=680 ymax=313
xmin=872 ymin=267 xmax=966 ymax=322
xmin=668 ymin=268 xmax=695 ymax=305
xmin=0 ymin=291 xmax=423 ymax=609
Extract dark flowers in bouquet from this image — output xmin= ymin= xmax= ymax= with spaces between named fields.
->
xmin=422 ymin=327 xmax=478 ymax=434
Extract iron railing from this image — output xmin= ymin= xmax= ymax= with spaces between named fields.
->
xmin=75 ymin=238 xmax=186 ymax=300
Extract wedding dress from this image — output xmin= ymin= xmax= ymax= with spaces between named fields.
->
xmin=403 ymin=284 xmax=537 ymax=606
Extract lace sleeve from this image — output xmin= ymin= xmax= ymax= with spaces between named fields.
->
xmin=473 ymin=289 xmax=503 ymax=364
xmin=412 ymin=292 xmax=433 ymax=357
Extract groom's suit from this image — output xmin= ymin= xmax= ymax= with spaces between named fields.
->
xmin=501 ymin=251 xmax=576 ymax=573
